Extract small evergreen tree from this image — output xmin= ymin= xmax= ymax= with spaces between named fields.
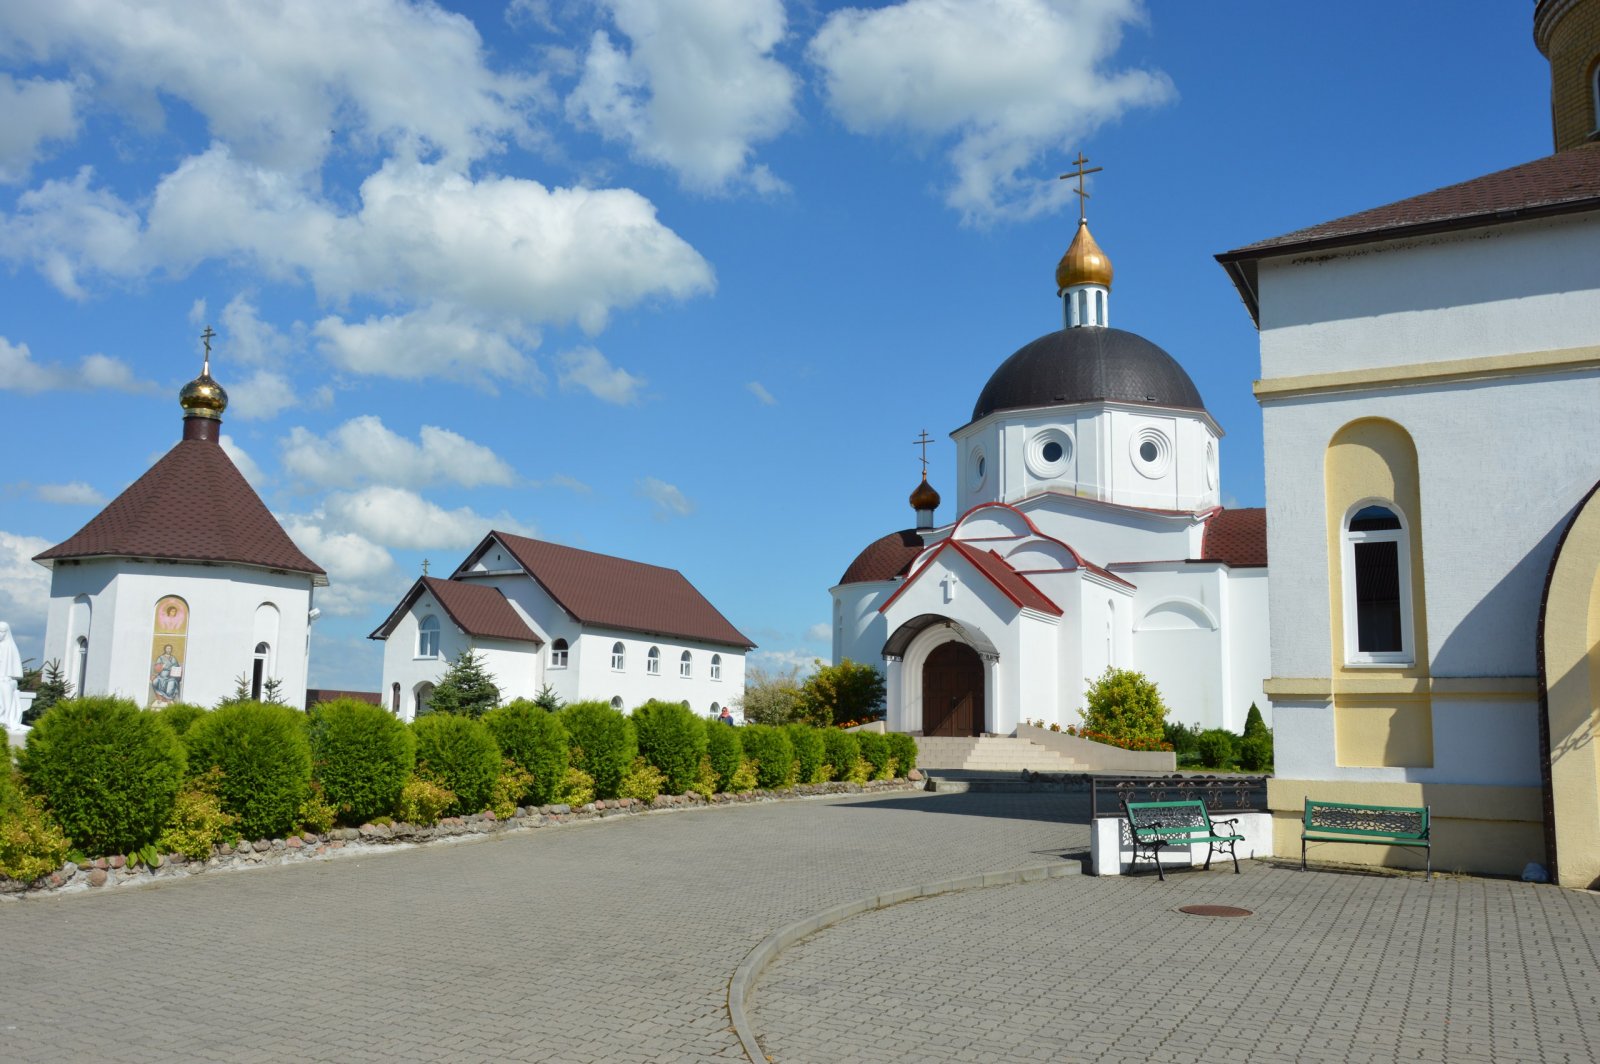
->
xmin=427 ymin=649 xmax=501 ymax=719
xmin=796 ymin=659 xmax=885 ymax=727
xmin=1243 ymin=703 xmax=1268 ymax=741
xmin=532 ymin=684 xmax=564 ymax=713
xmin=22 ymin=659 xmax=72 ymax=726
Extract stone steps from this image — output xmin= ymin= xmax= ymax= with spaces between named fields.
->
xmin=913 ymin=735 xmax=1085 ymax=774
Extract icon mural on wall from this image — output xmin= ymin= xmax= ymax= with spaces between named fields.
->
xmin=149 ymin=595 xmax=189 ymax=706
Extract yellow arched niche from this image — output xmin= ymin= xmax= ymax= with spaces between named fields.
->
xmin=1324 ymin=418 xmax=1432 ymax=767
xmin=1540 ymin=478 xmax=1600 ymax=888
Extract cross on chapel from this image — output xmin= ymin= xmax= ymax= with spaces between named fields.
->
xmin=941 ymin=572 xmax=959 ymax=604
xmin=912 ymin=429 xmax=934 ymax=477
xmin=1059 ymin=151 xmax=1103 ymax=223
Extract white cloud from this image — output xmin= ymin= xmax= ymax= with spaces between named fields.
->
xmin=746 ymin=648 xmax=820 ymax=675
xmin=322 ymin=485 xmax=535 ymax=550
xmin=278 ymin=513 xmax=399 ymax=618
xmin=805 ymin=622 xmax=831 ymax=641
xmin=746 ymin=380 xmax=776 ymax=405
xmin=0 ymin=334 xmax=154 ymax=394
xmin=227 ymin=369 xmax=301 ymax=421
xmin=3 ymin=151 xmax=715 ymax=334
xmin=0 ymin=0 xmax=539 ymax=175
xmin=219 ymin=434 xmax=266 ymax=488
xmin=567 ymin=0 xmax=796 ymax=193
xmin=313 ymin=304 xmax=540 ymax=387
xmin=0 ymin=74 xmax=78 ymax=184
xmin=0 ymin=530 xmax=53 ymax=651
xmin=220 ymin=294 xmax=292 ymax=366
xmin=808 ymin=0 xmax=1173 ymax=221
xmin=537 ymin=473 xmax=592 ymax=494
xmin=557 ymin=346 xmax=646 ymax=404
xmin=35 ymin=481 xmax=105 ymax=506
xmin=635 ymin=476 xmax=692 ymax=519
xmin=280 ymin=416 xmax=517 ymax=490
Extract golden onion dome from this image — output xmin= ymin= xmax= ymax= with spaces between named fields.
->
xmin=179 ymin=371 xmax=228 ymax=420
xmin=909 ymin=472 xmax=941 ymax=512
xmin=1055 ymin=219 xmax=1113 ymax=293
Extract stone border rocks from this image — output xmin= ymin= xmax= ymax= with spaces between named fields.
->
xmin=0 ymin=778 xmax=921 ymax=900
xmin=727 ymin=860 xmax=1082 ymax=1063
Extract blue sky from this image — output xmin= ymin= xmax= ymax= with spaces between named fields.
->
xmin=0 ymin=1 xmax=1554 ymax=688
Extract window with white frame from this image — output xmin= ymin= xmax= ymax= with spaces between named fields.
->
xmin=417 ymin=615 xmax=440 ymax=658
xmin=1342 ymin=503 xmax=1413 ymax=664
xmin=647 ymin=646 xmax=661 ymax=674
xmin=611 ymin=641 xmax=626 ymax=671
xmin=679 ymin=650 xmax=692 ymax=678
xmin=710 ymin=653 xmax=722 ymax=681
xmin=251 ymin=641 xmax=270 ymax=701
xmin=550 ymin=638 xmax=568 ymax=668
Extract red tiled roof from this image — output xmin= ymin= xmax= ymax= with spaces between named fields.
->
xmin=484 ymin=532 xmax=755 ymax=649
xmin=1201 ymin=508 xmax=1267 ymax=568
xmin=34 ymin=438 xmax=325 ymax=579
xmin=1217 ymin=147 xmax=1600 ymax=323
xmin=838 ymin=528 xmax=924 ymax=585
xmin=369 ymin=577 xmax=541 ymax=644
xmin=952 ymin=543 xmax=1063 ymax=616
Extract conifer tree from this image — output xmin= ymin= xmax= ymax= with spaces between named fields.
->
xmin=427 ymin=648 xmax=501 ymax=719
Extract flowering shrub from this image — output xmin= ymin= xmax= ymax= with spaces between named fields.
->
xmin=1058 ymin=724 xmax=1174 ymax=753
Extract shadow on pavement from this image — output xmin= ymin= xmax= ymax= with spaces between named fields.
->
xmin=828 ymin=789 xmax=1092 ymax=826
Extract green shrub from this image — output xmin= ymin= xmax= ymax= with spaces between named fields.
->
xmin=555 ymin=766 xmax=595 ymax=807
xmin=560 ymin=702 xmax=636 ymax=800
xmin=785 ymin=724 xmax=828 ymax=785
xmin=395 ymin=777 xmax=455 ymax=826
xmin=0 ymin=760 xmax=71 ymax=882
xmin=857 ymin=731 xmax=893 ymax=780
xmin=183 ymin=701 xmax=312 ymax=840
xmin=1164 ymin=720 xmax=1202 ymax=762
xmin=691 ymin=754 xmax=719 ymax=797
xmin=820 ymin=729 xmax=861 ymax=783
xmin=619 ymin=757 xmax=666 ymax=803
xmin=425 ymin=648 xmax=501 ymax=718
xmin=1081 ymin=668 xmax=1170 ymax=746
xmin=306 ymin=699 xmax=416 ymax=826
xmin=632 ymin=700 xmax=709 ymax=795
xmin=483 ymin=700 xmax=569 ymax=806
xmin=728 ymin=759 xmax=758 ymax=793
xmin=796 ymin=659 xmax=886 ymax=727
xmin=1195 ymin=728 xmax=1238 ymax=769
xmin=18 ymin=696 xmax=187 ymax=856
xmin=1238 ymin=733 xmax=1273 ymax=772
xmin=886 ymin=732 xmax=918 ymax=777
xmin=704 ymin=717 xmax=743 ymax=792
xmin=153 ymin=702 xmax=209 ymax=737
xmin=155 ymin=768 xmax=238 ymax=861
xmin=739 ymin=724 xmax=795 ymax=789
xmin=411 ymin=714 xmax=502 ymax=816
xmin=297 ymin=783 xmax=338 ymax=834
xmin=490 ymin=759 xmax=534 ymax=818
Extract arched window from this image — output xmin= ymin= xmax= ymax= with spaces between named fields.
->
xmin=1095 ymin=289 xmax=1105 ymax=325
xmin=75 ymin=636 xmax=89 ymax=695
xmin=550 ymin=638 xmax=569 ymax=669
xmin=711 ymin=701 xmax=721 ymax=715
xmin=710 ymin=653 xmax=722 ymax=681
xmin=251 ymin=641 xmax=271 ymax=701
xmin=611 ymin=642 xmax=626 ymax=671
xmin=417 ymin=615 xmax=440 ymax=658
xmin=415 ymin=682 xmax=435 ymax=718
xmin=647 ymin=646 xmax=661 ymax=675
xmin=391 ymin=682 xmax=401 ymax=714
xmin=679 ymin=650 xmax=692 ymax=678
xmin=1342 ymin=503 xmax=1413 ymax=664
xmin=610 ymin=695 xmax=623 ymax=709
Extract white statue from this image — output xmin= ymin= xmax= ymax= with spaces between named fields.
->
xmin=0 ymin=621 xmax=21 ymax=729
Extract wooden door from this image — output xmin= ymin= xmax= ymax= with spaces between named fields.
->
xmin=922 ymin=642 xmax=984 ymax=736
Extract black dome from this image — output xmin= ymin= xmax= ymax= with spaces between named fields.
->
xmin=971 ymin=327 xmax=1206 ymax=422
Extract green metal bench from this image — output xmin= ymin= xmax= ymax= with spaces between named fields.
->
xmin=1123 ymin=799 xmax=1244 ymax=881
xmin=1301 ymin=798 xmax=1431 ymax=880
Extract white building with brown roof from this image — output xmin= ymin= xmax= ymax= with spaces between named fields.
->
xmin=1213 ymin=0 xmax=1600 ymax=883
xmin=372 ymin=532 xmax=753 ymax=720
xmin=833 ymin=200 xmax=1272 ymax=738
xmin=32 ymin=355 xmax=326 ymax=711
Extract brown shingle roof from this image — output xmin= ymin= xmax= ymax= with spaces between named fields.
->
xmin=838 ymin=528 xmax=924 ymax=586
xmin=483 ymin=532 xmax=754 ymax=649
xmin=34 ymin=439 xmax=325 ymax=580
xmin=1217 ymin=147 xmax=1600 ymax=323
xmin=368 ymin=577 xmax=541 ymax=644
xmin=1201 ymin=508 xmax=1267 ymax=568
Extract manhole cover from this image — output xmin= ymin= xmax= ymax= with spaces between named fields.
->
xmin=1177 ymin=904 xmax=1253 ymax=918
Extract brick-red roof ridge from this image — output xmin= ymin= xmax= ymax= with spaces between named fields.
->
xmin=949 ymin=541 xmax=1063 ymax=616
xmin=1201 ymin=507 xmax=1267 ymax=568
xmin=34 ymin=439 xmax=324 ymax=578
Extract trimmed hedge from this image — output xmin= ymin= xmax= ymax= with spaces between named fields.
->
xmin=784 ymin=723 xmax=827 ymax=785
xmin=886 ymin=732 xmax=917 ymax=775
xmin=483 ymin=700 xmax=570 ymax=806
xmin=306 ymin=699 xmax=416 ymax=826
xmin=632 ymin=701 xmax=709 ymax=795
xmin=704 ymin=716 xmax=743 ymax=792
xmin=17 ymin=696 xmax=187 ymax=856
xmin=184 ymin=701 xmax=313 ymax=840
xmin=820 ymin=728 xmax=860 ymax=782
xmin=739 ymin=724 xmax=795 ymax=789
xmin=152 ymin=702 xmax=208 ymax=737
xmin=560 ymin=702 xmax=636 ymax=800
xmin=856 ymin=731 xmax=892 ymax=780
xmin=1195 ymin=728 xmax=1237 ymax=769
xmin=412 ymin=714 xmax=502 ymax=817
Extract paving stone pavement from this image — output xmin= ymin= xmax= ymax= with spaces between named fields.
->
xmin=0 ymin=790 xmax=1086 ymax=1063
xmin=752 ymin=859 xmax=1600 ymax=1064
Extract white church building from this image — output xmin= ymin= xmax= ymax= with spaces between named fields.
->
xmin=372 ymin=532 xmax=753 ymax=720
xmin=833 ymin=189 xmax=1271 ymax=737
xmin=32 ymin=349 xmax=326 ymax=710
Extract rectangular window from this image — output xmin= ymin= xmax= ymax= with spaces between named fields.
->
xmin=1353 ymin=540 xmax=1403 ymax=653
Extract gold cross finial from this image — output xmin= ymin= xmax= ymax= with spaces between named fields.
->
xmin=912 ymin=429 xmax=934 ymax=477
xmin=199 ymin=325 xmax=216 ymax=376
xmin=1059 ymin=151 xmax=1103 ymax=223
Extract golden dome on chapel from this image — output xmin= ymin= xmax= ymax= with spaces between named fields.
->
xmin=1055 ymin=220 xmax=1114 ymax=294
xmin=179 ymin=369 xmax=228 ymax=420
xmin=909 ymin=472 xmax=941 ymax=512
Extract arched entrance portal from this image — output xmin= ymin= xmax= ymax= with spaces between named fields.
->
xmin=923 ymin=642 xmax=984 ymax=736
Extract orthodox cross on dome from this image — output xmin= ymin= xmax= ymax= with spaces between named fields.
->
xmin=912 ymin=429 xmax=934 ymax=476
xmin=199 ymin=325 xmax=216 ymax=375
xmin=421 ymin=558 xmax=430 ymax=576
xmin=1059 ymin=151 xmax=1103 ymax=223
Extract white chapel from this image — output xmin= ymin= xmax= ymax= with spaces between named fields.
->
xmin=832 ymin=178 xmax=1272 ymax=737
